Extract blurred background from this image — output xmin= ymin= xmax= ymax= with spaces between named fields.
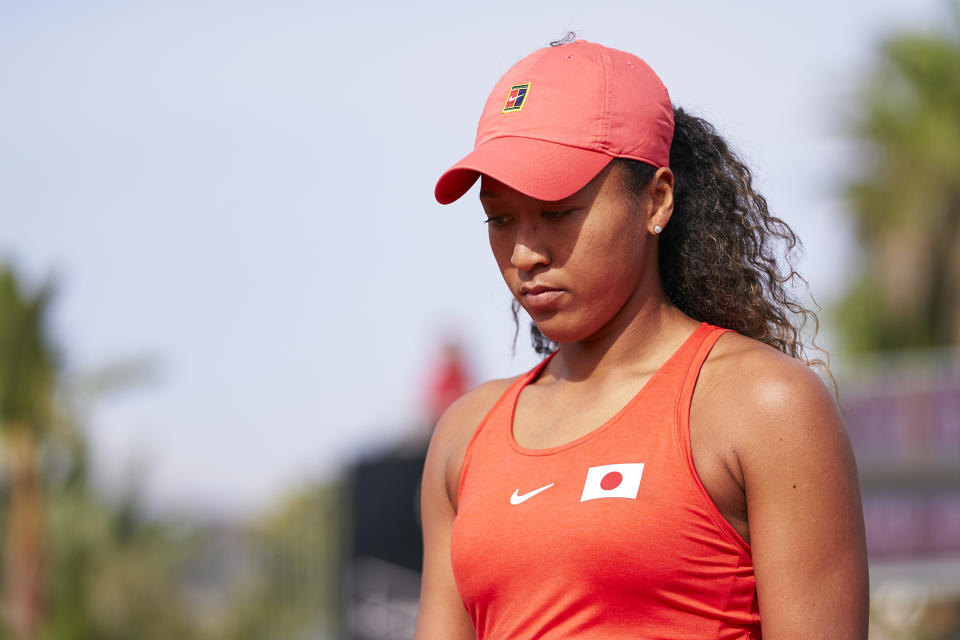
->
xmin=2 ymin=1 xmax=959 ymax=638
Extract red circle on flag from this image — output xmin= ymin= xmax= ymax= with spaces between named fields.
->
xmin=600 ymin=471 xmax=623 ymax=491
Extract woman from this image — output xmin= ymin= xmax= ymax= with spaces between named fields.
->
xmin=416 ymin=38 xmax=868 ymax=639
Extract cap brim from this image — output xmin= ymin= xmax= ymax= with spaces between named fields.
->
xmin=434 ymin=137 xmax=613 ymax=205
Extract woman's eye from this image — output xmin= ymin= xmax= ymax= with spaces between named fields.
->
xmin=543 ymin=209 xmax=575 ymax=220
xmin=483 ymin=216 xmax=509 ymax=227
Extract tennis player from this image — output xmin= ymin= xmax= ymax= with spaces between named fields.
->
xmin=415 ymin=38 xmax=868 ymax=640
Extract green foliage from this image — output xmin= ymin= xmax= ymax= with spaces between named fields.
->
xmin=836 ymin=2 xmax=960 ymax=352
xmin=40 ymin=488 xmax=202 ymax=640
xmin=0 ymin=263 xmax=202 ymax=639
xmin=0 ymin=264 xmax=60 ymax=639
xmin=207 ymin=485 xmax=342 ymax=640
xmin=0 ymin=267 xmax=57 ymax=434
xmin=1 ymin=262 xmax=343 ymax=639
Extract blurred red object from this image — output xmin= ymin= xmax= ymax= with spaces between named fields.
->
xmin=425 ymin=341 xmax=470 ymax=426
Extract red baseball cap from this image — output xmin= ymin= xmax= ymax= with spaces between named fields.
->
xmin=435 ymin=39 xmax=674 ymax=205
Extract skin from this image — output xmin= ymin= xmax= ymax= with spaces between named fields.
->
xmin=414 ymin=162 xmax=869 ymax=640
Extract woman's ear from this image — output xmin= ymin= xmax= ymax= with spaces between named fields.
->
xmin=648 ymin=167 xmax=674 ymax=234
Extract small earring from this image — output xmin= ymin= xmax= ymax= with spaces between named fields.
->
xmin=653 ymin=225 xmax=662 ymax=234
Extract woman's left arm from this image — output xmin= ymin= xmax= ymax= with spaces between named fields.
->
xmin=735 ymin=356 xmax=869 ymax=639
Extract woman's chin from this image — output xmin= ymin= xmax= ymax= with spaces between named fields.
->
xmin=532 ymin=321 xmax=589 ymax=346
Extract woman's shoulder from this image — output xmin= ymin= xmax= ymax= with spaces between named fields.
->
xmin=433 ymin=376 xmax=520 ymax=443
xmin=705 ymin=329 xmax=830 ymax=392
xmin=426 ymin=375 xmax=523 ymax=507
xmin=700 ymin=330 xmax=843 ymax=446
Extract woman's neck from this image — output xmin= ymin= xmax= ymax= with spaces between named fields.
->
xmin=550 ymin=296 xmax=699 ymax=385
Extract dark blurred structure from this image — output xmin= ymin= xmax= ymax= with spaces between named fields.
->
xmin=340 ymin=338 xmax=469 ymax=639
xmin=349 ymin=452 xmax=425 ymax=573
xmin=342 ymin=446 xmax=426 ymax=640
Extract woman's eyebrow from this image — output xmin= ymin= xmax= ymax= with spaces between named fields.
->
xmin=478 ymin=191 xmax=499 ymax=199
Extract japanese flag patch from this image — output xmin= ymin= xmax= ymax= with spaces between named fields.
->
xmin=580 ymin=463 xmax=645 ymax=502
xmin=502 ymin=83 xmax=530 ymax=112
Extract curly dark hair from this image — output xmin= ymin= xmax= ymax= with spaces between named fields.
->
xmin=513 ymin=107 xmax=828 ymax=373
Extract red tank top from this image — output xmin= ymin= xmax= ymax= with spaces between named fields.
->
xmin=450 ymin=322 xmax=761 ymax=639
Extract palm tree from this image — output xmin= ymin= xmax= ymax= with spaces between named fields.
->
xmin=836 ymin=2 xmax=960 ymax=352
xmin=0 ymin=265 xmax=58 ymax=638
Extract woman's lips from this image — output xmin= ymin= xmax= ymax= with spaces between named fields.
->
xmin=521 ymin=287 xmax=565 ymax=311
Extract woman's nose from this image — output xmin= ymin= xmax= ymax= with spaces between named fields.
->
xmin=510 ymin=226 xmax=550 ymax=271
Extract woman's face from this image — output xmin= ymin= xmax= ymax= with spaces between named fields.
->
xmin=480 ymin=162 xmax=664 ymax=345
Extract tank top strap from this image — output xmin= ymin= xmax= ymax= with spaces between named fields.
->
xmin=456 ymin=352 xmax=556 ymax=502
xmin=488 ymin=352 xmax=555 ymax=440
xmin=675 ymin=323 xmax=733 ymax=427
xmin=673 ymin=324 xmax=743 ymax=548
xmin=485 ymin=351 xmax=555 ymax=433
xmin=622 ymin=322 xmax=727 ymax=405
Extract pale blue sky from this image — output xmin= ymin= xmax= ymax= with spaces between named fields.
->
xmin=0 ymin=0 xmax=947 ymax=516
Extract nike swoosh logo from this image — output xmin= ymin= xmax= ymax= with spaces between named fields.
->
xmin=510 ymin=483 xmax=555 ymax=505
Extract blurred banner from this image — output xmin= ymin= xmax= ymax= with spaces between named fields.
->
xmin=843 ymin=351 xmax=960 ymax=559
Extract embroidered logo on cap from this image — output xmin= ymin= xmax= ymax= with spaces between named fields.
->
xmin=501 ymin=83 xmax=530 ymax=113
